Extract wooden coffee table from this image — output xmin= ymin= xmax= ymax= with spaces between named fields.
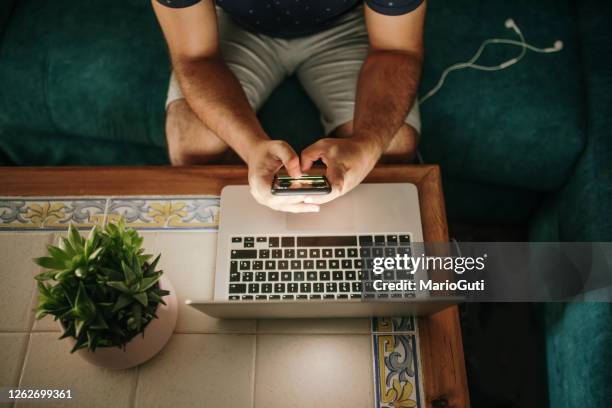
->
xmin=1 ymin=164 xmax=469 ymax=407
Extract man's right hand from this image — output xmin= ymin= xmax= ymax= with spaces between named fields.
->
xmin=247 ymin=140 xmax=320 ymax=213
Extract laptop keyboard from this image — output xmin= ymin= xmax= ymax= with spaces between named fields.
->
xmin=227 ymin=233 xmax=414 ymax=301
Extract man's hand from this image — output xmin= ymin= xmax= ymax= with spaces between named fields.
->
xmin=300 ymin=137 xmax=382 ymax=205
xmin=248 ymin=140 xmax=321 ymax=213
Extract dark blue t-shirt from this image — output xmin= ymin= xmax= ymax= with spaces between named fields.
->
xmin=156 ymin=0 xmax=423 ymax=38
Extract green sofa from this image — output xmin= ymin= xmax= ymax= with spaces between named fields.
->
xmin=1 ymin=0 xmax=610 ymax=406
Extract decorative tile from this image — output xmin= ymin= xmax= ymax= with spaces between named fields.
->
xmin=106 ymin=197 xmax=220 ymax=230
xmin=371 ymin=317 xmax=423 ymax=408
xmin=0 ymin=198 xmax=107 ymax=231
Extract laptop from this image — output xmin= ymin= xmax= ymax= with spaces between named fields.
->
xmin=187 ymin=183 xmax=458 ymax=318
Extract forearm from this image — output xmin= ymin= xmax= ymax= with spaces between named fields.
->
xmin=353 ymin=49 xmax=423 ymax=155
xmin=173 ymin=56 xmax=267 ymax=162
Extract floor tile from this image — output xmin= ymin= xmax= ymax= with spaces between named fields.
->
xmin=135 ymin=334 xmax=255 ymax=408
xmin=151 ymin=232 xmax=256 ymax=333
xmin=0 ymin=233 xmax=52 ymax=331
xmin=0 ymin=333 xmax=29 ymax=387
xmin=255 ymin=334 xmax=373 ymax=408
xmin=258 ymin=318 xmax=371 ymax=334
xmin=16 ymin=333 xmax=137 ymax=408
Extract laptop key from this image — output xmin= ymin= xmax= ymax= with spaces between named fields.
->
xmin=278 ymin=260 xmax=289 ymax=270
xmin=352 ymin=282 xmax=363 ymax=292
xmin=300 ymin=283 xmax=311 ymax=293
xmin=256 ymin=237 xmax=267 ymax=243
xmin=350 ymin=294 xmax=361 ymax=299
xmin=230 ymin=261 xmax=238 ymax=273
xmin=322 ymin=249 xmax=333 ymax=258
xmin=399 ymin=234 xmax=410 ymax=245
xmin=268 ymin=272 xmax=279 ymax=281
xmin=303 ymin=260 xmax=314 ymax=269
xmin=319 ymin=271 xmax=330 ymax=281
xmin=297 ymin=295 xmax=308 ymax=300
xmin=274 ymin=283 xmax=286 ymax=293
xmin=231 ymin=250 xmax=257 ymax=259
xmin=281 ymin=272 xmax=292 ymax=281
xmin=242 ymin=272 xmax=253 ymax=282
xmin=316 ymin=260 xmax=327 ymax=269
xmin=262 ymin=283 xmax=273 ymax=293
xmin=253 ymin=261 xmax=263 ymax=270
xmin=359 ymin=236 xmax=373 ymax=246
xmin=354 ymin=259 xmax=364 ymax=268
xmin=255 ymin=272 xmax=266 ymax=282
xmin=339 ymin=282 xmax=351 ymax=292
xmin=284 ymin=249 xmax=295 ymax=259
xmin=281 ymin=237 xmax=295 ymax=247
xmin=269 ymin=237 xmax=280 ymax=248
xmin=310 ymin=294 xmax=322 ymax=299
xmin=239 ymin=261 xmax=250 ymax=270
xmin=230 ymin=272 xmax=240 ymax=282
xmin=373 ymin=247 xmax=384 ymax=257
xmin=265 ymin=260 xmax=276 ymax=270
xmin=334 ymin=248 xmax=346 ymax=258
xmin=338 ymin=294 xmax=349 ymax=299
xmin=287 ymin=283 xmax=299 ymax=293
xmin=345 ymin=270 xmax=356 ymax=280
xmin=307 ymin=271 xmax=317 ymax=281
xmin=387 ymin=235 xmax=398 ymax=245
xmin=256 ymin=295 xmax=268 ymax=300
xmin=342 ymin=259 xmax=352 ymax=269
xmin=290 ymin=260 xmax=301 ymax=269
xmin=244 ymin=242 xmax=254 ymax=248
xmin=347 ymin=248 xmax=358 ymax=258
xmin=245 ymin=237 xmax=254 ymax=243
xmin=332 ymin=271 xmax=343 ymax=281
xmin=297 ymin=249 xmax=308 ymax=258
xmin=324 ymin=294 xmax=335 ymax=299
xmin=314 ymin=283 xmax=325 ymax=293
xmin=359 ymin=248 xmax=371 ymax=258
xmin=272 ymin=249 xmax=283 ymax=258
xmin=259 ymin=249 xmax=270 ymax=259
xmin=282 ymin=295 xmax=294 ymax=300
xmin=297 ymin=236 xmax=357 ymax=247
xmin=231 ymin=237 xmax=242 ymax=243
xmin=248 ymin=283 xmax=259 ymax=293
xmin=374 ymin=235 xmax=385 ymax=246
xmin=329 ymin=260 xmax=340 ymax=269
xmin=294 ymin=271 xmax=305 ymax=281
xmin=385 ymin=247 xmax=396 ymax=257
xmin=309 ymin=249 xmax=321 ymax=258
xmin=270 ymin=295 xmax=281 ymax=300
xmin=229 ymin=284 xmax=247 ymax=294
xmin=326 ymin=282 xmax=338 ymax=292
xmin=229 ymin=295 xmax=240 ymax=300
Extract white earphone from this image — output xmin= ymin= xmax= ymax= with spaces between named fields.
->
xmin=419 ymin=19 xmax=564 ymax=104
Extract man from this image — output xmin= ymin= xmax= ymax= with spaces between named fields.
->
xmin=152 ymin=0 xmax=425 ymax=213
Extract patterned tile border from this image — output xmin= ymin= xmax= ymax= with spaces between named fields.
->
xmin=0 ymin=196 xmax=424 ymax=406
xmin=0 ymin=196 xmax=220 ymax=231
xmin=371 ymin=317 xmax=423 ymax=408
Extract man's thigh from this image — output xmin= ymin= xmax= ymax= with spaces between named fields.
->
xmin=295 ymin=6 xmax=421 ymax=136
xmin=166 ymin=9 xmax=285 ymax=111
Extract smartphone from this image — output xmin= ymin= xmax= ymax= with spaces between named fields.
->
xmin=271 ymin=175 xmax=332 ymax=195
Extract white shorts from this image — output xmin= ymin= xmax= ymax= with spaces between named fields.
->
xmin=166 ymin=6 xmax=421 ymax=136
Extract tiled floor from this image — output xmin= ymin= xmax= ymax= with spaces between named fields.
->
xmin=0 ymin=197 xmax=423 ymax=408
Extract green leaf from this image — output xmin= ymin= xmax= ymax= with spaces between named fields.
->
xmin=34 ymin=270 xmax=59 ymax=282
xmin=34 ymin=256 xmax=67 ymax=270
xmin=112 ymin=294 xmax=133 ymax=312
xmin=75 ymin=267 xmax=86 ymax=278
xmin=54 ymin=269 xmax=74 ymax=281
xmin=68 ymin=224 xmax=83 ymax=248
xmin=46 ymin=244 xmax=68 ymax=261
xmin=139 ymin=273 xmax=161 ymax=292
xmin=132 ymin=292 xmax=148 ymax=307
xmin=88 ymin=246 xmax=103 ymax=262
xmin=121 ymin=260 xmax=136 ymax=283
xmin=106 ymin=281 xmax=131 ymax=294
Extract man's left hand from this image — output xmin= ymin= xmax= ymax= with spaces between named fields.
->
xmin=300 ymin=137 xmax=382 ymax=205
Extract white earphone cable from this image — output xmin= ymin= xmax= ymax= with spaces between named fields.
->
xmin=419 ymin=19 xmax=563 ymax=105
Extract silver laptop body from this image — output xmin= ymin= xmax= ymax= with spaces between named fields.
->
xmin=187 ymin=183 xmax=457 ymax=318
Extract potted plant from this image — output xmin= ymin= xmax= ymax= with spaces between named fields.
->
xmin=33 ymin=219 xmax=177 ymax=369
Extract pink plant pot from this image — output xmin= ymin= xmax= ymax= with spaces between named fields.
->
xmin=65 ymin=276 xmax=178 ymax=370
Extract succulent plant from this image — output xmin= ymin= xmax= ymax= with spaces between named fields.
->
xmin=34 ymin=219 xmax=169 ymax=353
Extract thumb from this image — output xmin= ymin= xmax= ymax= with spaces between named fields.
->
xmin=269 ymin=141 xmax=302 ymax=178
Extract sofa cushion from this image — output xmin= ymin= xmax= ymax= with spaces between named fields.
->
xmin=419 ymin=0 xmax=585 ymax=192
xmin=0 ymin=0 xmax=169 ymax=147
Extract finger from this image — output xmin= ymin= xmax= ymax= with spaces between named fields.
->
xmin=300 ymin=141 xmax=326 ymax=172
xmin=304 ymin=166 xmax=344 ymax=205
xmin=269 ymin=141 xmax=302 ymax=178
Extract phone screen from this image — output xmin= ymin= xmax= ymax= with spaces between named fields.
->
xmin=271 ymin=175 xmax=331 ymax=195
